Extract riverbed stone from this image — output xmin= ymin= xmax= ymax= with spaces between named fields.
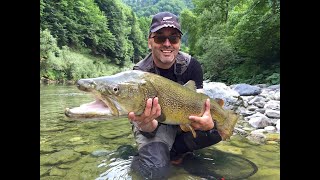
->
xmin=41 ymin=149 xmax=81 ymax=165
xmin=49 ymin=167 xmax=67 ymax=176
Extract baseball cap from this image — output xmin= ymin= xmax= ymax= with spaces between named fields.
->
xmin=150 ymin=12 xmax=183 ymax=34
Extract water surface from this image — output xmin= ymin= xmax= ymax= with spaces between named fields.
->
xmin=40 ymin=85 xmax=280 ymax=180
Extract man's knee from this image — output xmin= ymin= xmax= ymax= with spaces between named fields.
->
xmin=139 ymin=141 xmax=170 ymax=167
xmin=131 ymin=141 xmax=172 ymax=179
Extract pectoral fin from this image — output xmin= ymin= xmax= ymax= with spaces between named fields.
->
xmin=214 ymin=98 xmax=224 ymax=107
xmin=180 ymin=124 xmax=197 ymax=138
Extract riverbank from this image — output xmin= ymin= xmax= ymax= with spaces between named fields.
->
xmin=40 ymin=77 xmax=75 ymax=85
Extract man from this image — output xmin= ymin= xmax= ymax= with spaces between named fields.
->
xmin=128 ymin=12 xmax=222 ymax=179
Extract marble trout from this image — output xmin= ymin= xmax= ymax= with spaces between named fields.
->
xmin=65 ymin=70 xmax=239 ymax=140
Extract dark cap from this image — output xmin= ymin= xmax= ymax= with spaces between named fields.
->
xmin=150 ymin=12 xmax=183 ymax=34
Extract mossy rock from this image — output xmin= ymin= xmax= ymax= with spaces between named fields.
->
xmin=100 ymin=130 xmax=131 ymax=139
xmin=40 ymin=166 xmax=51 ymax=177
xmin=41 ymin=149 xmax=81 ymax=165
xmin=49 ymin=167 xmax=67 ymax=176
xmin=74 ymin=145 xmax=106 ymax=155
xmin=265 ymin=133 xmax=280 ymax=142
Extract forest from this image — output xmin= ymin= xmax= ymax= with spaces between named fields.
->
xmin=40 ymin=0 xmax=280 ymax=85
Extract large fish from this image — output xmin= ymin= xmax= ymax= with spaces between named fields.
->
xmin=65 ymin=70 xmax=239 ymax=140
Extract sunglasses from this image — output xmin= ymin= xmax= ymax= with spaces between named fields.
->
xmin=150 ymin=35 xmax=181 ymax=44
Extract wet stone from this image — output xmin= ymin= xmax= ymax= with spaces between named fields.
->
xmin=265 ymin=133 xmax=280 ymax=142
xmin=74 ymin=145 xmax=105 ymax=155
xmin=40 ymin=145 xmax=57 ymax=154
xmin=42 ymin=149 xmax=81 ymax=165
xmin=40 ymin=166 xmax=51 ymax=177
xmin=100 ymin=130 xmax=130 ymax=139
xmin=49 ymin=167 xmax=67 ymax=176
xmin=40 ymin=126 xmax=65 ymax=132
xmin=58 ymin=164 xmax=73 ymax=169
xmin=69 ymin=137 xmax=82 ymax=142
xmin=91 ymin=149 xmax=111 ymax=157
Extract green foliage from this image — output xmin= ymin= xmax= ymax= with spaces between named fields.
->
xmin=266 ymin=73 xmax=280 ymax=85
xmin=41 ymin=0 xmax=116 ymax=56
xmin=192 ymin=0 xmax=229 ymax=23
xmin=137 ymin=16 xmax=152 ymax=37
xmin=122 ymin=0 xmax=193 ymax=17
xmin=40 ymin=0 xmax=150 ymax=66
xmin=61 ymin=48 xmax=122 ymax=80
xmin=180 ymin=9 xmax=198 ymax=55
xmin=40 ymin=29 xmax=133 ymax=82
xmin=40 ymin=0 xmax=45 ymax=17
xmin=227 ymin=0 xmax=280 ymax=64
xmin=128 ymin=12 xmax=149 ymax=63
xmin=94 ymin=0 xmax=148 ymax=65
xmin=215 ymin=59 xmax=279 ymax=85
xmin=40 ymin=0 xmax=280 ymax=85
xmin=197 ymin=35 xmax=237 ymax=82
xmin=40 ymin=29 xmax=61 ymax=58
xmin=42 ymin=47 xmax=132 ymax=81
xmin=185 ymin=0 xmax=279 ymax=85
xmin=40 ymin=29 xmax=62 ymax=79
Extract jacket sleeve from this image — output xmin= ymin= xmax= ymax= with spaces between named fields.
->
xmin=171 ymin=122 xmax=222 ymax=154
xmin=139 ymin=123 xmax=161 ymax=138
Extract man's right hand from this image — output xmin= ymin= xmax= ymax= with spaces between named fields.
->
xmin=128 ymin=97 xmax=161 ymax=132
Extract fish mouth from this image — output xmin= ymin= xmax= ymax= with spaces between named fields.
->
xmin=64 ymin=87 xmax=124 ymax=121
xmin=64 ymin=98 xmax=113 ymax=120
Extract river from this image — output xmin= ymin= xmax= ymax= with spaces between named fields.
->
xmin=40 ymin=84 xmax=280 ymax=180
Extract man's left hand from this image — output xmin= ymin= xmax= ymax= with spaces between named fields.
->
xmin=188 ymin=98 xmax=214 ymax=131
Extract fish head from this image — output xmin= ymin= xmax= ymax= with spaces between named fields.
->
xmin=65 ymin=70 xmax=157 ymax=120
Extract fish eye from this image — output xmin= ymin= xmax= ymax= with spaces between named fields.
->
xmin=113 ymin=86 xmax=119 ymax=92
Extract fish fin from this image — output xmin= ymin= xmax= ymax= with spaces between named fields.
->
xmin=179 ymin=124 xmax=189 ymax=132
xmin=216 ymin=110 xmax=239 ymax=140
xmin=214 ymin=98 xmax=224 ymax=107
xmin=180 ymin=124 xmax=197 ymax=138
xmin=155 ymin=113 xmax=166 ymax=123
xmin=183 ymin=80 xmax=197 ymax=91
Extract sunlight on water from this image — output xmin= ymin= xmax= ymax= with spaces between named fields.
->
xmin=40 ymin=85 xmax=280 ymax=180
xmin=96 ymin=158 xmax=132 ymax=180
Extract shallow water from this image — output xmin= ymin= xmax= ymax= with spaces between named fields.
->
xmin=40 ymin=84 xmax=280 ymax=180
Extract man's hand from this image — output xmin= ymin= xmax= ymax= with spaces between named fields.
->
xmin=128 ymin=97 xmax=161 ymax=132
xmin=188 ymin=98 xmax=214 ymax=131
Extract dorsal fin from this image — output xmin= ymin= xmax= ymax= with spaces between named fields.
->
xmin=183 ymin=80 xmax=197 ymax=91
xmin=215 ymin=98 xmax=225 ymax=107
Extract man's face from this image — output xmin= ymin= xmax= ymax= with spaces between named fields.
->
xmin=148 ymin=27 xmax=181 ymax=69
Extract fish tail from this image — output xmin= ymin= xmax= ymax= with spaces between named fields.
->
xmin=216 ymin=110 xmax=239 ymax=141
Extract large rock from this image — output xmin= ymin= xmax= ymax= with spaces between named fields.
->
xmin=203 ymin=82 xmax=240 ymax=109
xmin=232 ymin=83 xmax=262 ymax=96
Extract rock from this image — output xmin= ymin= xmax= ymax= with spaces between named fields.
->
xmin=276 ymin=120 xmax=280 ymax=132
xmin=49 ymin=167 xmax=67 ymax=176
xmin=247 ymin=132 xmax=266 ymax=144
xmin=41 ymin=149 xmax=81 ymax=165
xmin=265 ymin=109 xmax=280 ymax=118
xmin=247 ymin=113 xmax=272 ymax=128
xmin=203 ymin=82 xmax=240 ymax=109
xmin=91 ymin=149 xmax=110 ymax=157
xmin=264 ymin=126 xmax=277 ymax=133
xmin=232 ymin=83 xmax=262 ymax=96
